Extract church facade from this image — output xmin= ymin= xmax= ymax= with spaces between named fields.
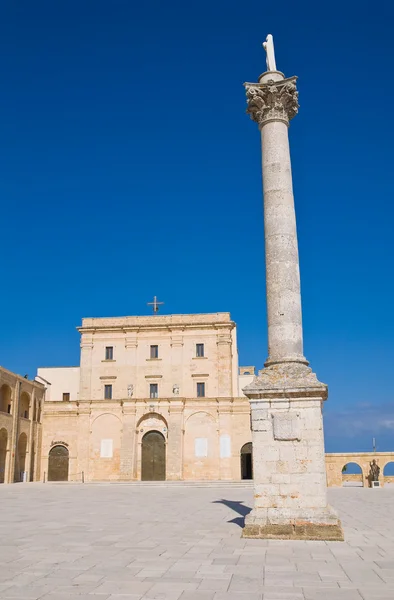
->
xmin=37 ymin=312 xmax=255 ymax=482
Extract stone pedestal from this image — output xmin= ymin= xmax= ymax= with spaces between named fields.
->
xmin=243 ymin=66 xmax=343 ymax=540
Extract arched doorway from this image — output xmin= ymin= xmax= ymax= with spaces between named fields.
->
xmin=16 ymin=433 xmax=28 ymax=482
xmin=0 ymin=428 xmax=8 ymax=483
xmin=20 ymin=392 xmax=30 ymax=419
xmin=241 ymin=442 xmax=253 ymax=480
xmin=342 ymin=462 xmax=363 ymax=487
xmin=0 ymin=384 xmax=12 ymax=414
xmin=48 ymin=445 xmax=69 ymax=482
xmin=383 ymin=462 xmax=394 ymax=487
xmin=141 ymin=431 xmax=165 ymax=481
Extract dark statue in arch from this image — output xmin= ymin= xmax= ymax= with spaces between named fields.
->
xmin=369 ymin=459 xmax=380 ymax=482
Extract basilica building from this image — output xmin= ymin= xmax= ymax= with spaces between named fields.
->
xmin=36 ymin=312 xmax=255 ymax=482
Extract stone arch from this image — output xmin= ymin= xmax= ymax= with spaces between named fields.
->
xmin=0 ymin=384 xmax=12 ymax=414
xmin=0 ymin=428 xmax=8 ymax=483
xmin=16 ymin=432 xmax=28 ymax=482
xmin=90 ymin=413 xmax=122 ymax=481
xmin=383 ymin=461 xmax=394 ymax=486
xmin=48 ymin=445 xmax=69 ymax=481
xmin=342 ymin=461 xmax=363 ymax=487
xmin=240 ymin=442 xmax=253 ymax=480
xmin=183 ymin=411 xmax=219 ymax=480
xmin=91 ymin=411 xmax=122 ymax=425
xmin=20 ymin=392 xmax=30 ymax=419
xmin=141 ymin=430 xmax=166 ymax=481
xmin=137 ymin=412 xmax=168 ymax=433
xmin=184 ymin=410 xmax=216 ymax=425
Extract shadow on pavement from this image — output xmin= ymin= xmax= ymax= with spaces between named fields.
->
xmin=213 ymin=499 xmax=252 ymax=528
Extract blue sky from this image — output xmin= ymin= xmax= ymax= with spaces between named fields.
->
xmin=1 ymin=1 xmax=393 ymax=453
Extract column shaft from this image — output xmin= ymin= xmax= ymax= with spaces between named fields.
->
xmin=262 ymin=120 xmax=305 ymax=364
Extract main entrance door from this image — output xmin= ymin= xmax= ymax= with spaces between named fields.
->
xmin=141 ymin=431 xmax=165 ymax=481
xmin=240 ymin=442 xmax=253 ymax=480
xmin=48 ymin=445 xmax=69 ymax=481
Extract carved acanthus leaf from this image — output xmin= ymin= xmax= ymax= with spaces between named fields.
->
xmin=245 ymin=78 xmax=299 ymax=126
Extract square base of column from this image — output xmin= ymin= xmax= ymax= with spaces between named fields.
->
xmin=242 ymin=507 xmax=344 ymax=541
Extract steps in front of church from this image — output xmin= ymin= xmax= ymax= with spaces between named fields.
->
xmin=46 ymin=480 xmax=254 ymax=487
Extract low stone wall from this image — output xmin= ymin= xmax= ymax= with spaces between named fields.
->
xmin=326 ymin=453 xmax=394 ymax=488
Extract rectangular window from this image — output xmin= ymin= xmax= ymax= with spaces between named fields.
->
xmin=104 ymin=384 xmax=112 ymax=400
xmin=24 ymin=410 xmax=28 ymax=419
xmin=62 ymin=393 xmax=70 ymax=402
xmin=150 ymin=383 xmax=158 ymax=398
xmin=150 ymin=345 xmax=159 ymax=359
xmin=105 ymin=346 xmax=113 ymax=360
xmin=7 ymin=404 xmax=11 ymax=414
xmin=196 ymin=343 xmax=204 ymax=357
xmin=197 ymin=382 xmax=205 ymax=398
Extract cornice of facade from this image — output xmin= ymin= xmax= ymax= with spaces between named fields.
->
xmin=77 ymin=312 xmax=235 ymax=334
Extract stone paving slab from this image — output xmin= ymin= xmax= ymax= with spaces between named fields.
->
xmin=1 ymin=484 xmax=394 ymax=599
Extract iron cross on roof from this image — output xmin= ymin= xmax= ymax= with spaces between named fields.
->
xmin=147 ymin=295 xmax=164 ymax=314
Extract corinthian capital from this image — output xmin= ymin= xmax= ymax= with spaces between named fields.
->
xmin=245 ymin=76 xmax=299 ymax=127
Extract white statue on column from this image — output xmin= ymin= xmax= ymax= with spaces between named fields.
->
xmin=263 ymin=34 xmax=277 ymax=72
xmin=127 ymin=384 xmax=133 ymax=398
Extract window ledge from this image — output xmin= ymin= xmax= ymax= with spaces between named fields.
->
xmin=146 ymin=358 xmax=162 ymax=361
xmin=193 ymin=357 xmax=207 ymax=360
xmin=101 ymin=359 xmax=116 ymax=363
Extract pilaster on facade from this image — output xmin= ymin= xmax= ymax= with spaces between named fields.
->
xmin=79 ymin=335 xmax=94 ymax=401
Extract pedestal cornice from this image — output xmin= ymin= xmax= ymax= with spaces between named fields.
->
xmin=243 ymin=362 xmax=327 ymax=401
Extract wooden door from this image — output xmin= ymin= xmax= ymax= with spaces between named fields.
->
xmin=48 ymin=445 xmax=69 ymax=481
xmin=141 ymin=431 xmax=165 ymax=481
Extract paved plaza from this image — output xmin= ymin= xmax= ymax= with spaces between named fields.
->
xmin=1 ymin=483 xmax=394 ymax=600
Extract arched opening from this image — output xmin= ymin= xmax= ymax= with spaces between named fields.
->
xmin=383 ymin=462 xmax=394 ymax=487
xmin=0 ymin=385 xmax=12 ymax=414
xmin=342 ymin=462 xmax=363 ymax=487
xmin=0 ymin=428 xmax=8 ymax=483
xmin=17 ymin=432 xmax=28 ymax=482
xmin=240 ymin=442 xmax=253 ymax=480
xmin=48 ymin=445 xmax=69 ymax=482
xmin=20 ymin=392 xmax=30 ymax=419
xmin=141 ymin=431 xmax=166 ymax=481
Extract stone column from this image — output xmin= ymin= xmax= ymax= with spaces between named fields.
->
xmin=9 ymin=380 xmax=21 ymax=483
xmin=242 ymin=68 xmax=343 ymax=540
xmin=27 ymin=389 xmax=35 ymax=482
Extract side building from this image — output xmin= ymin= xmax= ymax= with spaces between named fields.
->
xmin=0 ymin=367 xmax=45 ymax=483
xmin=38 ymin=312 xmax=254 ymax=482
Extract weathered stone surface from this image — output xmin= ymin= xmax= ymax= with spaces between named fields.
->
xmin=243 ymin=522 xmax=344 ymax=541
xmin=243 ymin=362 xmax=327 ymax=398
